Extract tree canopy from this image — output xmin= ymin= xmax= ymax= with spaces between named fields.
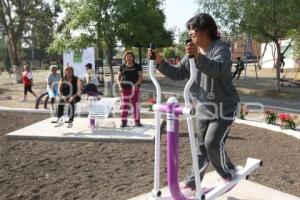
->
xmin=0 ymin=0 xmax=58 ymax=81
xmin=50 ymin=0 xmax=173 ymax=83
xmin=49 ymin=0 xmax=173 ymax=52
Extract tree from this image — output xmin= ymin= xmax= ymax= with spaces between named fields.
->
xmin=0 ymin=0 xmax=58 ymax=82
xmin=0 ymin=37 xmax=6 ymax=62
xmin=117 ymin=0 xmax=173 ymax=63
xmin=163 ymin=47 xmax=176 ymax=59
xmin=49 ymin=0 xmax=173 ymax=87
xmin=198 ymin=0 xmax=300 ymax=91
xmin=175 ymin=31 xmax=189 ymax=58
xmin=0 ymin=37 xmax=10 ymax=71
xmin=28 ymin=4 xmax=58 ymax=65
xmin=294 ymin=34 xmax=300 ymax=61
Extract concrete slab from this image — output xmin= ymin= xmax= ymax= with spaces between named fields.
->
xmin=6 ymin=118 xmax=156 ymax=143
xmin=130 ymin=170 xmax=300 ymax=200
xmin=0 ymin=106 xmax=50 ymax=114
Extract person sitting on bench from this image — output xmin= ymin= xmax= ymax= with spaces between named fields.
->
xmin=83 ymin=63 xmax=102 ymax=99
xmin=56 ymin=66 xmax=82 ymax=126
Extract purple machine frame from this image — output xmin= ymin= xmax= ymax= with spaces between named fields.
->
xmin=158 ymin=101 xmax=195 ymax=199
xmin=149 ymin=44 xmax=202 ymax=200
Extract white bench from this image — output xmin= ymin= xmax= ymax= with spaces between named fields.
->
xmin=88 ymin=97 xmax=119 ymax=129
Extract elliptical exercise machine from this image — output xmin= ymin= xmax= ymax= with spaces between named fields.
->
xmin=148 ymin=43 xmax=262 ymax=200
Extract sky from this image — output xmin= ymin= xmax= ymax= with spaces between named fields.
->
xmin=48 ymin=0 xmax=199 ymax=42
xmin=163 ymin=0 xmax=199 ymax=39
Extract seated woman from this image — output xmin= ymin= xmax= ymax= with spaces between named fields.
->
xmin=83 ymin=63 xmax=102 ymax=98
xmin=57 ymin=66 xmax=82 ymax=127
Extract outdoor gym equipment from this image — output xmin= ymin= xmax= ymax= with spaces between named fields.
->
xmin=35 ymin=91 xmax=50 ymax=109
xmin=148 ymin=43 xmax=262 ymax=200
xmin=87 ymin=97 xmax=119 ymax=130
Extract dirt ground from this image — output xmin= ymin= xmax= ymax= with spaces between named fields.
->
xmin=0 ymin=111 xmax=299 ymax=200
xmin=0 ymin=68 xmax=299 ymax=199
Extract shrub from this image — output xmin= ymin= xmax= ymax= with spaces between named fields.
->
xmin=147 ymin=98 xmax=156 ymax=111
xmin=239 ymin=106 xmax=248 ymax=120
xmin=278 ymin=113 xmax=297 ymax=130
xmin=43 ymin=64 xmax=50 ymax=71
xmin=265 ymin=109 xmax=278 ymax=124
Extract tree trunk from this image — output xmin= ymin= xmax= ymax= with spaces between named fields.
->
xmin=106 ymin=43 xmax=115 ymax=97
xmin=269 ymin=43 xmax=277 ymax=70
xmin=4 ymin=30 xmax=22 ymax=83
xmin=274 ymin=41 xmax=281 ymax=92
xmin=138 ymin=46 xmax=142 ymax=65
xmin=259 ymin=43 xmax=268 ymax=68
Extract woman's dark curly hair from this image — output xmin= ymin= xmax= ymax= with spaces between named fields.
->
xmin=186 ymin=13 xmax=220 ymax=40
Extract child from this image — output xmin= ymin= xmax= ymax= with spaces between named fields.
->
xmin=21 ymin=64 xmax=37 ymax=102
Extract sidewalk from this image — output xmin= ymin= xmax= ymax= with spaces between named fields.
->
xmin=130 ymin=170 xmax=300 ymax=200
xmin=142 ymin=67 xmax=300 ymax=113
xmin=0 ymin=68 xmax=299 ymax=112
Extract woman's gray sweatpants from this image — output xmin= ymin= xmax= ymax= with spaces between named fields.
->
xmin=185 ymin=113 xmax=236 ymax=187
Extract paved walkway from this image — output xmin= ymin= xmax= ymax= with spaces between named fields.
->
xmin=142 ymin=86 xmax=300 ymax=112
xmin=130 ymin=170 xmax=300 ymax=200
xmin=142 ymin=76 xmax=300 ymax=112
xmin=240 ymin=95 xmax=300 ymax=111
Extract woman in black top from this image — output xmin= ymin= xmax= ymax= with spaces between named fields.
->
xmin=117 ymin=51 xmax=143 ymax=128
xmin=57 ymin=66 xmax=82 ymax=126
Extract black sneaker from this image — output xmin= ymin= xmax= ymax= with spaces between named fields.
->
xmin=120 ymin=122 xmax=127 ymax=128
xmin=135 ymin=122 xmax=143 ymax=127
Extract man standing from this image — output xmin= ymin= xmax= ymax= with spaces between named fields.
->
xmin=232 ymin=57 xmax=245 ymax=80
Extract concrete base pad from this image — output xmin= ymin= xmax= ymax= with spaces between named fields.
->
xmin=6 ymin=118 xmax=156 ymax=142
xmin=130 ymin=170 xmax=300 ymax=200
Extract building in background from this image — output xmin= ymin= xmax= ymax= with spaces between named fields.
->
xmin=231 ymin=37 xmax=261 ymax=63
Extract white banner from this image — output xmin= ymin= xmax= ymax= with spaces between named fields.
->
xmin=63 ymin=47 xmax=95 ymax=79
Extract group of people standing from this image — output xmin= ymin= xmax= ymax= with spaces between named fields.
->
xmin=21 ymin=55 xmax=143 ymax=129
xmin=21 ymin=63 xmax=99 ymax=127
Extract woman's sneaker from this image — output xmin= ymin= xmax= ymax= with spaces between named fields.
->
xmin=183 ymin=182 xmax=196 ymax=191
xmin=67 ymin=122 xmax=73 ymax=128
xmin=120 ymin=121 xmax=127 ymax=128
xmin=135 ymin=122 xmax=143 ymax=127
xmin=218 ymin=171 xmax=238 ymax=194
xmin=182 ymin=184 xmax=214 ymax=196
